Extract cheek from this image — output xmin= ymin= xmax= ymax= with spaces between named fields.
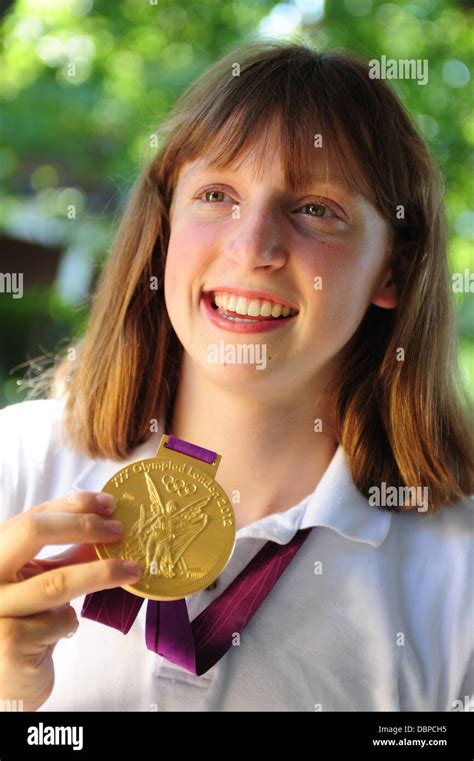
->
xmin=164 ymin=230 xmax=186 ymax=322
xmin=164 ymin=221 xmax=216 ymax=327
xmin=166 ymin=221 xmax=216 ymax=283
xmin=305 ymin=238 xmax=363 ymax=297
xmin=164 ymin=227 xmax=196 ymax=300
xmin=304 ymin=238 xmax=378 ymax=336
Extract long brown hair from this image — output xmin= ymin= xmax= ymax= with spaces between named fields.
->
xmin=39 ymin=39 xmax=472 ymax=512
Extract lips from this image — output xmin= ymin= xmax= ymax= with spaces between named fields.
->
xmin=200 ymin=291 xmax=298 ymax=334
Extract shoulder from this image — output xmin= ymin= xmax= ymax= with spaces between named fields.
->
xmin=387 ymin=496 xmax=473 ymax=576
xmin=392 ymin=495 xmax=473 ymax=546
xmin=384 ymin=497 xmax=473 ymax=642
xmin=0 ymin=398 xmax=66 ymax=464
xmin=0 ymin=398 xmax=84 ymax=520
xmin=0 ymin=396 xmax=65 ymax=434
xmin=388 ymin=496 xmax=473 ymax=642
xmin=388 ymin=498 xmax=473 ymax=709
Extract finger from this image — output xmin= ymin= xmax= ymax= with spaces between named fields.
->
xmin=0 ymin=491 xmax=116 ymax=580
xmin=15 ymin=545 xmax=99 ymax=581
xmin=30 ymin=543 xmax=97 ymax=568
xmin=0 ymin=512 xmax=124 ymax=582
xmin=28 ymin=492 xmax=116 ymax=517
xmin=0 ymin=558 xmax=142 ymax=617
xmin=0 ymin=605 xmax=79 ymax=655
xmin=32 ymin=605 xmax=80 ymax=648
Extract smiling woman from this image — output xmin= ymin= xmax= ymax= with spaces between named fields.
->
xmin=0 ymin=39 xmax=472 ymax=713
xmin=53 ymin=39 xmax=471 ymax=510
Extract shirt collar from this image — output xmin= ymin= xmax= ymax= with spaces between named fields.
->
xmin=237 ymin=446 xmax=392 ymax=548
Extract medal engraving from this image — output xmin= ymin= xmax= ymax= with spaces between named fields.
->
xmin=123 ymin=473 xmax=210 ymax=586
xmin=94 ymin=437 xmax=236 ymax=601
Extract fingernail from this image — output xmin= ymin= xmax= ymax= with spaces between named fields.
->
xmin=97 ymin=493 xmax=116 ymax=513
xmin=121 ymin=561 xmax=142 ymax=578
xmin=105 ymin=520 xmax=123 ymax=534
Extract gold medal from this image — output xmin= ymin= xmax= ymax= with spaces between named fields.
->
xmin=93 ymin=435 xmax=236 ymax=601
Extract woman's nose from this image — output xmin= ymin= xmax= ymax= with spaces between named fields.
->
xmin=223 ymin=207 xmax=289 ymax=270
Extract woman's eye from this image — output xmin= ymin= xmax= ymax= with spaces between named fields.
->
xmin=298 ymin=202 xmax=337 ymax=219
xmin=195 ymin=189 xmax=343 ymax=222
xmin=199 ymin=188 xmax=232 ymax=203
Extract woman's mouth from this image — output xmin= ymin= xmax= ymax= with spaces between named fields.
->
xmin=201 ymin=291 xmax=299 ymax=334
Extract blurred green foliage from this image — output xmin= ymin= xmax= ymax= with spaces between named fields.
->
xmin=0 ymin=0 xmax=472 ymax=405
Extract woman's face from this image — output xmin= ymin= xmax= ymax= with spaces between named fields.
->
xmin=164 ymin=134 xmax=396 ymax=398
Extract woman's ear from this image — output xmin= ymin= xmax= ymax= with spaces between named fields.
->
xmin=371 ymin=267 xmax=399 ymax=310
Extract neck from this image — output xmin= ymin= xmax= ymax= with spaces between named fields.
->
xmin=168 ymin=357 xmax=338 ymax=530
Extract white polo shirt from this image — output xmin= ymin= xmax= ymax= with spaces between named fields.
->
xmin=0 ymin=399 xmax=472 ymax=712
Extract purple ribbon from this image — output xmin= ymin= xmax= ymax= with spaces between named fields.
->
xmin=81 ymin=527 xmax=312 ymax=675
xmin=164 ymin=436 xmax=217 ymax=465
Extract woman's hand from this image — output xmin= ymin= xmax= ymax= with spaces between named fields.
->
xmin=0 ymin=492 xmax=141 ymax=711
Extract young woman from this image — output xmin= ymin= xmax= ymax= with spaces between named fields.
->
xmin=0 ymin=40 xmax=472 ymax=712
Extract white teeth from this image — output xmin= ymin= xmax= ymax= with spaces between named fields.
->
xmin=247 ymin=299 xmax=261 ymax=317
xmin=211 ymin=292 xmax=297 ymax=319
xmin=236 ymin=297 xmax=248 ymax=315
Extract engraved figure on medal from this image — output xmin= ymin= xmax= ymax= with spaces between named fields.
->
xmin=94 ymin=440 xmax=236 ymax=600
xmin=120 ymin=472 xmax=210 ymax=588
